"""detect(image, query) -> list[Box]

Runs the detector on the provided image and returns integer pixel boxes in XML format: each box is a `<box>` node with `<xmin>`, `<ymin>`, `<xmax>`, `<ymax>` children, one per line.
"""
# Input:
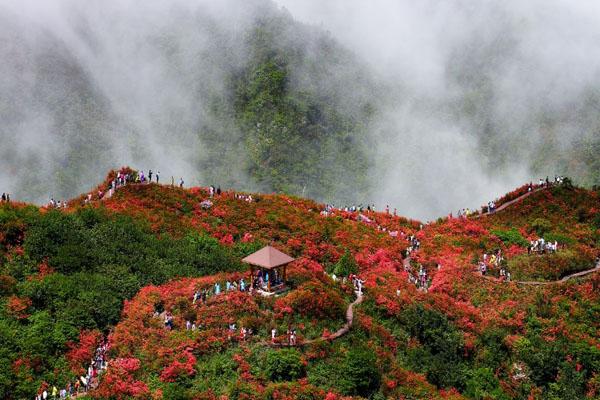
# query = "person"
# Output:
<box><xmin>52</xmin><ymin>385</ymin><xmax>58</xmax><ymax>399</ymax></box>
<box><xmin>186</xmin><ymin>320</ymin><xmax>192</xmax><ymax>330</ymax></box>
<box><xmin>214</xmin><ymin>282</ymin><xmax>221</xmax><ymax>295</ymax></box>
<box><xmin>216</xmin><ymin>186</ymin><xmax>221</xmax><ymax>195</ymax></box>
<box><xmin>271</xmin><ymin>328</ymin><xmax>277</xmax><ymax>343</ymax></box>
<box><xmin>179</xmin><ymin>178</ymin><xmax>184</xmax><ymax>188</ymax></box>
<box><xmin>1</xmin><ymin>193</ymin><xmax>5</xmax><ymax>202</ymax></box>
<box><xmin>171</xmin><ymin>176</ymin><xmax>175</xmax><ymax>187</ymax></box>
<box><xmin>156</xmin><ymin>171</ymin><xmax>160</xmax><ymax>183</ymax></box>
<box><xmin>42</xmin><ymin>389</ymin><xmax>48</xmax><ymax>400</ymax></box>
<box><xmin>148</xmin><ymin>170</ymin><xmax>153</xmax><ymax>182</ymax></box>
<box><xmin>240</xmin><ymin>278</ymin><xmax>245</xmax><ymax>292</ymax></box>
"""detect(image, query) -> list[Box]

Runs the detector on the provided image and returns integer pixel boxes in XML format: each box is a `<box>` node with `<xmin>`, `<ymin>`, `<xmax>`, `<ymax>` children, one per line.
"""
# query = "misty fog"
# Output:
<box><xmin>1</xmin><ymin>0</ymin><xmax>600</xmax><ymax>220</ymax></box>
<box><xmin>276</xmin><ymin>0</ymin><xmax>600</xmax><ymax>219</ymax></box>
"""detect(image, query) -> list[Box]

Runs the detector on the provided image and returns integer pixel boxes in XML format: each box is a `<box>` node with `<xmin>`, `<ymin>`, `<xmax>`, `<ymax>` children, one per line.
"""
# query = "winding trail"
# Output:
<box><xmin>404</xmin><ymin>255</ymin><xmax>600</xmax><ymax>287</ymax></box>
<box><xmin>474</xmin><ymin>187</ymin><xmax>545</xmax><ymax>218</ymax></box>
<box><xmin>514</xmin><ymin>260</ymin><xmax>600</xmax><ymax>286</ymax></box>
<box><xmin>268</xmin><ymin>291</ymin><xmax>364</xmax><ymax>348</ymax></box>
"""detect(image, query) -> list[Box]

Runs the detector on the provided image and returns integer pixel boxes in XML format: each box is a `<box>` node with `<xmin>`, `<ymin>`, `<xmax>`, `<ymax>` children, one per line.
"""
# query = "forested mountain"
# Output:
<box><xmin>0</xmin><ymin>0</ymin><xmax>374</xmax><ymax>207</ymax></box>
<box><xmin>1</xmin><ymin>0</ymin><xmax>599</xmax><ymax>219</ymax></box>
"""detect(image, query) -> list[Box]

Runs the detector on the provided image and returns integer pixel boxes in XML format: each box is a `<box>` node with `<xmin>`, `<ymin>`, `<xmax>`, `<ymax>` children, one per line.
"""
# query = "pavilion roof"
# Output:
<box><xmin>242</xmin><ymin>245</ymin><xmax>295</xmax><ymax>269</ymax></box>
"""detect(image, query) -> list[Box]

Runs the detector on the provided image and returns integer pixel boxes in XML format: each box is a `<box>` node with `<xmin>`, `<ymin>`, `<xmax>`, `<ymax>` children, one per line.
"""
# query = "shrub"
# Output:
<box><xmin>491</xmin><ymin>228</ymin><xmax>529</xmax><ymax>247</ymax></box>
<box><xmin>400</xmin><ymin>304</ymin><xmax>467</xmax><ymax>390</ymax></box>
<box><xmin>543</xmin><ymin>232</ymin><xmax>574</xmax><ymax>246</ymax></box>
<box><xmin>593</xmin><ymin>213</ymin><xmax>600</xmax><ymax>230</ymax></box>
<box><xmin>265</xmin><ymin>348</ymin><xmax>304</xmax><ymax>382</ymax></box>
<box><xmin>333</xmin><ymin>250</ymin><xmax>358</xmax><ymax>276</ymax></box>
<box><xmin>464</xmin><ymin>368</ymin><xmax>509</xmax><ymax>400</ymax></box>
<box><xmin>530</xmin><ymin>218</ymin><xmax>552</xmax><ymax>237</ymax></box>
<box><xmin>338</xmin><ymin>346</ymin><xmax>381</xmax><ymax>397</ymax></box>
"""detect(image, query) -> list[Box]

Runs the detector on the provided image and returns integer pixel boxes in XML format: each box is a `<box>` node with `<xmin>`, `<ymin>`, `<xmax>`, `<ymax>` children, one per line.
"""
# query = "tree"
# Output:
<box><xmin>333</xmin><ymin>250</ymin><xmax>358</xmax><ymax>277</ymax></box>
<box><xmin>265</xmin><ymin>348</ymin><xmax>304</xmax><ymax>382</ymax></box>
<box><xmin>338</xmin><ymin>346</ymin><xmax>381</xmax><ymax>397</ymax></box>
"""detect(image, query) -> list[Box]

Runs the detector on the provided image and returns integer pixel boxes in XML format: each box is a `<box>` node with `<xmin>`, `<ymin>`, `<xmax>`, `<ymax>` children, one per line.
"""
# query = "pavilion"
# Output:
<box><xmin>242</xmin><ymin>246</ymin><xmax>294</xmax><ymax>294</ymax></box>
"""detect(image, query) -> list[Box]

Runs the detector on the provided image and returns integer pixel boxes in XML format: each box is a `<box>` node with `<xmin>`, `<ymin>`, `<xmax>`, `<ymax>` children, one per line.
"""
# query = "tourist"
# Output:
<box><xmin>291</xmin><ymin>329</ymin><xmax>297</xmax><ymax>345</ymax></box>
<box><xmin>179</xmin><ymin>178</ymin><xmax>184</xmax><ymax>188</ymax></box>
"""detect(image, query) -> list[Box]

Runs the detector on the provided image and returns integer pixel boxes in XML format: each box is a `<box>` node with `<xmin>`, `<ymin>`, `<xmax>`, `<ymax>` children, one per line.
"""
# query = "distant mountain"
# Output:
<box><xmin>0</xmin><ymin>0</ymin><xmax>599</xmax><ymax>217</ymax></box>
<box><xmin>0</xmin><ymin>1</ymin><xmax>374</xmax><ymax>206</ymax></box>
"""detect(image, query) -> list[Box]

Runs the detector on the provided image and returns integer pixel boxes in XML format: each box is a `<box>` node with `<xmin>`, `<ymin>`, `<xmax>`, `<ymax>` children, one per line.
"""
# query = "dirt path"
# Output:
<box><xmin>514</xmin><ymin>261</ymin><xmax>600</xmax><ymax>286</ymax></box>
<box><xmin>474</xmin><ymin>187</ymin><xmax>545</xmax><ymax>218</ymax></box>
<box><xmin>268</xmin><ymin>291</ymin><xmax>364</xmax><ymax>347</ymax></box>
<box><xmin>405</xmin><ymin>254</ymin><xmax>599</xmax><ymax>287</ymax></box>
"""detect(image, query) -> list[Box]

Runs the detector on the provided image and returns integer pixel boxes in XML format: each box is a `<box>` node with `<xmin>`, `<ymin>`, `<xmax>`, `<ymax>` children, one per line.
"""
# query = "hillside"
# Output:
<box><xmin>0</xmin><ymin>170</ymin><xmax>599</xmax><ymax>399</ymax></box>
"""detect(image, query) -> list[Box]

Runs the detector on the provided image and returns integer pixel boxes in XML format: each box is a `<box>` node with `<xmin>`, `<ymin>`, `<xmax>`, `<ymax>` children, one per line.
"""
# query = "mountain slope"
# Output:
<box><xmin>0</xmin><ymin>170</ymin><xmax>598</xmax><ymax>399</ymax></box>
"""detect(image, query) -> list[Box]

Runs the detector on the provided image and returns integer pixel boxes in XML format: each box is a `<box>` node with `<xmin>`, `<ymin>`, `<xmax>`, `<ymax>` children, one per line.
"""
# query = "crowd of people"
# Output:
<box><xmin>35</xmin><ymin>340</ymin><xmax>108</xmax><ymax>399</ymax></box>
<box><xmin>477</xmin><ymin>250</ymin><xmax>511</xmax><ymax>281</ymax></box>
<box><xmin>403</xmin><ymin>259</ymin><xmax>430</xmax><ymax>292</ymax></box>
<box><xmin>234</xmin><ymin>193</ymin><xmax>254</xmax><ymax>202</ymax></box>
<box><xmin>321</xmin><ymin>203</ymin><xmax>379</xmax><ymax>217</ymax></box>
<box><xmin>528</xmin><ymin>239</ymin><xmax>559</xmax><ymax>254</ymax></box>
<box><xmin>48</xmin><ymin>198</ymin><xmax>68</xmax><ymax>209</ymax></box>
<box><xmin>406</xmin><ymin>235</ymin><xmax>421</xmax><ymax>255</ymax></box>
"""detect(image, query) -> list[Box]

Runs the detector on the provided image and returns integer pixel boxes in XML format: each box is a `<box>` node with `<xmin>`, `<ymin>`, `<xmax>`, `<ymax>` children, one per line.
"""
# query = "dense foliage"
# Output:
<box><xmin>0</xmin><ymin>174</ymin><xmax>598</xmax><ymax>399</ymax></box>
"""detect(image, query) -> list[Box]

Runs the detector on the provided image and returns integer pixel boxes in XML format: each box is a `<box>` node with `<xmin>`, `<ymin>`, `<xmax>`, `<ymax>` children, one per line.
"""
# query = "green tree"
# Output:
<box><xmin>338</xmin><ymin>346</ymin><xmax>381</xmax><ymax>397</ymax></box>
<box><xmin>333</xmin><ymin>250</ymin><xmax>358</xmax><ymax>277</ymax></box>
<box><xmin>264</xmin><ymin>348</ymin><xmax>305</xmax><ymax>382</ymax></box>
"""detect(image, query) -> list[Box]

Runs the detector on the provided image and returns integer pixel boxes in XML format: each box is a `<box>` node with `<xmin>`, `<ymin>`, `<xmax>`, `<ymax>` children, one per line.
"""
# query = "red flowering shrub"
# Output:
<box><xmin>275</xmin><ymin>281</ymin><xmax>345</xmax><ymax>320</ymax></box>
<box><xmin>6</xmin><ymin>295</ymin><xmax>32</xmax><ymax>319</ymax></box>
<box><xmin>93</xmin><ymin>358</ymin><xmax>149</xmax><ymax>399</ymax></box>
<box><xmin>66</xmin><ymin>330</ymin><xmax>102</xmax><ymax>374</ymax></box>
<box><xmin>159</xmin><ymin>350</ymin><xmax>196</xmax><ymax>382</ymax></box>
